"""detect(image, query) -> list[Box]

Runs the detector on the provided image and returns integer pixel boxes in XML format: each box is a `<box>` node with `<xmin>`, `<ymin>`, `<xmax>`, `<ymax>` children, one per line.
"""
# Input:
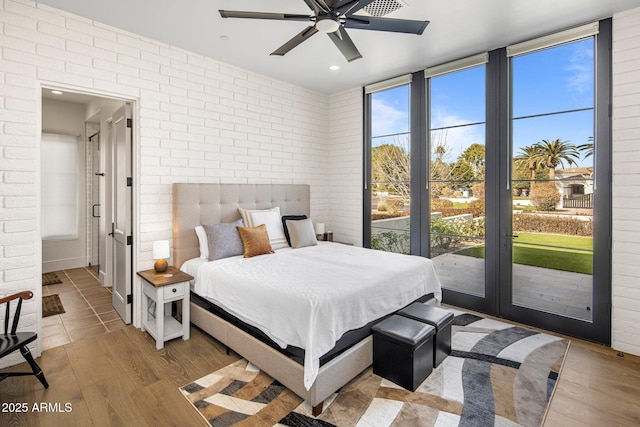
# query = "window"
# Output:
<box><xmin>363</xmin><ymin>19</ymin><xmax>611</xmax><ymax>344</ymax></box>
<box><xmin>41</xmin><ymin>133</ymin><xmax>79</xmax><ymax>239</ymax></box>
<box><xmin>428</xmin><ymin>64</ymin><xmax>486</xmax><ymax>296</ymax></box>
<box><xmin>365</xmin><ymin>77</ymin><xmax>412</xmax><ymax>254</ymax></box>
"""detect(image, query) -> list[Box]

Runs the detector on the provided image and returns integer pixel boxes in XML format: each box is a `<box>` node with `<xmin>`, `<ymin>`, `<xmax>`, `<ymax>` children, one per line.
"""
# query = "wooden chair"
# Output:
<box><xmin>0</xmin><ymin>291</ymin><xmax>49</xmax><ymax>388</ymax></box>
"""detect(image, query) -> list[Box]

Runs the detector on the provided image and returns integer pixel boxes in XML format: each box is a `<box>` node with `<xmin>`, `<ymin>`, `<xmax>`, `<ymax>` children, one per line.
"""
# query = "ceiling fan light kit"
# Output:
<box><xmin>219</xmin><ymin>0</ymin><xmax>429</xmax><ymax>62</ymax></box>
<box><xmin>316</xmin><ymin>16</ymin><xmax>341</xmax><ymax>33</ymax></box>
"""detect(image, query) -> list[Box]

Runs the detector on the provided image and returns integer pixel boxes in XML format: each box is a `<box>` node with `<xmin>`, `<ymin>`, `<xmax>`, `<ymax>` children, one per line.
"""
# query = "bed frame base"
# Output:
<box><xmin>190</xmin><ymin>301</ymin><xmax>373</xmax><ymax>412</ymax></box>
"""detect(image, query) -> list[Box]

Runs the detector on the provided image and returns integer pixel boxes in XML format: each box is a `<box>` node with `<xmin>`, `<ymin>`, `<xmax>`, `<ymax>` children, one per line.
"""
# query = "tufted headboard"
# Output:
<box><xmin>172</xmin><ymin>183</ymin><xmax>311</xmax><ymax>268</ymax></box>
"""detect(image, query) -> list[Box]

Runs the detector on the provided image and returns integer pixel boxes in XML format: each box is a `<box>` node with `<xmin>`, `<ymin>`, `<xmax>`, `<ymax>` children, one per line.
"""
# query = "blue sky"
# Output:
<box><xmin>371</xmin><ymin>38</ymin><xmax>595</xmax><ymax>168</ymax></box>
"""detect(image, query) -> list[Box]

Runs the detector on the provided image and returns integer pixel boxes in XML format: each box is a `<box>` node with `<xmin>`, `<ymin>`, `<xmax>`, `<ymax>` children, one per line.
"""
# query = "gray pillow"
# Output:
<box><xmin>286</xmin><ymin>218</ymin><xmax>318</xmax><ymax>249</ymax></box>
<box><xmin>203</xmin><ymin>219</ymin><xmax>244</xmax><ymax>261</ymax></box>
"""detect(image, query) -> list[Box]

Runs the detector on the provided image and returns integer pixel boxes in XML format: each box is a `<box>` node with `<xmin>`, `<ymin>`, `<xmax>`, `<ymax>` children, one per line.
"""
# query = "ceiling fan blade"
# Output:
<box><xmin>219</xmin><ymin>10</ymin><xmax>311</xmax><ymax>22</ymax></box>
<box><xmin>344</xmin><ymin>16</ymin><xmax>429</xmax><ymax>35</ymax></box>
<box><xmin>317</xmin><ymin>0</ymin><xmax>335</xmax><ymax>13</ymax></box>
<box><xmin>327</xmin><ymin>26</ymin><xmax>362</xmax><ymax>62</ymax></box>
<box><xmin>333</xmin><ymin>0</ymin><xmax>376</xmax><ymax>16</ymax></box>
<box><xmin>303</xmin><ymin>0</ymin><xmax>327</xmax><ymax>14</ymax></box>
<box><xmin>271</xmin><ymin>26</ymin><xmax>319</xmax><ymax>56</ymax></box>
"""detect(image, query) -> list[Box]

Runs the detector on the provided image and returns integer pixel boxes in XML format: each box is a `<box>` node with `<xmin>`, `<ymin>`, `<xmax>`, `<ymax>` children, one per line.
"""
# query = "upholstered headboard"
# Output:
<box><xmin>172</xmin><ymin>183</ymin><xmax>311</xmax><ymax>268</ymax></box>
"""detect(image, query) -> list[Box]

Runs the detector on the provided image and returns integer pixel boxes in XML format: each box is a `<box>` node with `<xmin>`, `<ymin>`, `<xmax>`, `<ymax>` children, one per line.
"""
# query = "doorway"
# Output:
<box><xmin>40</xmin><ymin>88</ymin><xmax>134</xmax><ymax>350</ymax></box>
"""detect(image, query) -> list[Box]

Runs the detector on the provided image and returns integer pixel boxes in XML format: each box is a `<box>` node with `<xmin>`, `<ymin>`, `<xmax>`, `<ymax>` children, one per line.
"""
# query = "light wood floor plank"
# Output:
<box><xmin>3</xmin><ymin>321</ymin><xmax>640</xmax><ymax>426</ymax></box>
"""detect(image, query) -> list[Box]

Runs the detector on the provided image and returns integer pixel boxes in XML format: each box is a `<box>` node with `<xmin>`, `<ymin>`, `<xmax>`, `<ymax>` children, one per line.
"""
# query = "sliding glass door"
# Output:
<box><xmin>428</xmin><ymin>64</ymin><xmax>490</xmax><ymax>311</ymax></box>
<box><xmin>364</xmin><ymin>20</ymin><xmax>611</xmax><ymax>344</ymax></box>
<box><xmin>502</xmin><ymin>24</ymin><xmax>611</xmax><ymax>342</ymax></box>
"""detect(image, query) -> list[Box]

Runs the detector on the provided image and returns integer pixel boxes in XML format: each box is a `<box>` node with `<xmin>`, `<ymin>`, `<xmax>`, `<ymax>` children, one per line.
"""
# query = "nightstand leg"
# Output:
<box><xmin>141</xmin><ymin>291</ymin><xmax>147</xmax><ymax>332</ymax></box>
<box><xmin>156</xmin><ymin>288</ymin><xmax>164</xmax><ymax>350</ymax></box>
<box><xmin>182</xmin><ymin>293</ymin><xmax>190</xmax><ymax>340</ymax></box>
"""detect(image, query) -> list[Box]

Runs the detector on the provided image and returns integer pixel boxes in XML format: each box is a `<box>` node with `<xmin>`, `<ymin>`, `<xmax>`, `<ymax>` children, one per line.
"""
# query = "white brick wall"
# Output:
<box><xmin>328</xmin><ymin>88</ymin><xmax>364</xmax><ymax>246</ymax></box>
<box><xmin>0</xmin><ymin>0</ymin><xmax>331</xmax><ymax>366</ymax></box>
<box><xmin>612</xmin><ymin>7</ymin><xmax>640</xmax><ymax>357</ymax></box>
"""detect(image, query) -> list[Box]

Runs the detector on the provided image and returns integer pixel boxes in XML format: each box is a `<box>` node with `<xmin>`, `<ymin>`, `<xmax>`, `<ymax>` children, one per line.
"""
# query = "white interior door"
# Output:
<box><xmin>111</xmin><ymin>104</ymin><xmax>132</xmax><ymax>324</ymax></box>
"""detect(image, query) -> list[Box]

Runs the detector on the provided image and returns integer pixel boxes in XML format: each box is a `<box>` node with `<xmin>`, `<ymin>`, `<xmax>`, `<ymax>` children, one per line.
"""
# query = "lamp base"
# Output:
<box><xmin>154</xmin><ymin>259</ymin><xmax>168</xmax><ymax>273</ymax></box>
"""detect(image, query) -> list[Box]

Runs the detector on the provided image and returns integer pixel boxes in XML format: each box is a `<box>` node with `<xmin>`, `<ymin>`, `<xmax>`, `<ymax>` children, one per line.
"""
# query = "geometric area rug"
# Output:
<box><xmin>179</xmin><ymin>309</ymin><xmax>570</xmax><ymax>427</ymax></box>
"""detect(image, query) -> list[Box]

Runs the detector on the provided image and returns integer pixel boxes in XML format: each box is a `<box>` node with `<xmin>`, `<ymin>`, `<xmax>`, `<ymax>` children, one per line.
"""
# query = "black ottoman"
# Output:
<box><xmin>371</xmin><ymin>314</ymin><xmax>435</xmax><ymax>391</ymax></box>
<box><xmin>397</xmin><ymin>302</ymin><xmax>454</xmax><ymax>368</ymax></box>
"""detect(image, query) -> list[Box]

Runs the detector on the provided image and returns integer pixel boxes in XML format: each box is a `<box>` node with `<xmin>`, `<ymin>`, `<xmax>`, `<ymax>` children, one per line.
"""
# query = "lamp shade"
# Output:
<box><xmin>152</xmin><ymin>240</ymin><xmax>170</xmax><ymax>260</ymax></box>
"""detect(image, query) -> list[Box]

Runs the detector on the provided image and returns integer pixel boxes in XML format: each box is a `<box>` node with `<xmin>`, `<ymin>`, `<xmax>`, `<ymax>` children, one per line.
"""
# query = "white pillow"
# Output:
<box><xmin>195</xmin><ymin>225</ymin><xmax>208</xmax><ymax>259</ymax></box>
<box><xmin>238</xmin><ymin>206</ymin><xmax>279</xmax><ymax>226</ymax></box>
<box><xmin>239</xmin><ymin>207</ymin><xmax>288</xmax><ymax>250</ymax></box>
<box><xmin>286</xmin><ymin>218</ymin><xmax>318</xmax><ymax>249</ymax></box>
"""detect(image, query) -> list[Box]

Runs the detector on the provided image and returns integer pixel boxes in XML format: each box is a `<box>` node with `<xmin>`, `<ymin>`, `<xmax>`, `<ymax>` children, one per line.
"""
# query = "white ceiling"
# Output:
<box><xmin>37</xmin><ymin>0</ymin><xmax>640</xmax><ymax>95</ymax></box>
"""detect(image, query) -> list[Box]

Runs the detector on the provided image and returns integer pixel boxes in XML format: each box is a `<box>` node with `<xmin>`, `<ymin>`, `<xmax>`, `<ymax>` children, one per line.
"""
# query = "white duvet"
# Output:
<box><xmin>190</xmin><ymin>242</ymin><xmax>442</xmax><ymax>389</ymax></box>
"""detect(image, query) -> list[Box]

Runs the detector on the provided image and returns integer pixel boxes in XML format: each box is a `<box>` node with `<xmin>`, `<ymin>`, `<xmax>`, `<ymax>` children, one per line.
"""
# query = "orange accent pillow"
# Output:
<box><xmin>237</xmin><ymin>224</ymin><xmax>275</xmax><ymax>258</ymax></box>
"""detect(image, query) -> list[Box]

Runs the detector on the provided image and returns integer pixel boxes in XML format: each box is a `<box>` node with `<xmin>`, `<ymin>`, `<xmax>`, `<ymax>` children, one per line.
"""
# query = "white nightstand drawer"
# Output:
<box><xmin>163</xmin><ymin>283</ymin><xmax>185</xmax><ymax>299</ymax></box>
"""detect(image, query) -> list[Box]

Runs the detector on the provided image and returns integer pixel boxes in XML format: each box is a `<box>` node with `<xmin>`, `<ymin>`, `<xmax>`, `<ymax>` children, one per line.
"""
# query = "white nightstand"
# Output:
<box><xmin>137</xmin><ymin>266</ymin><xmax>193</xmax><ymax>350</ymax></box>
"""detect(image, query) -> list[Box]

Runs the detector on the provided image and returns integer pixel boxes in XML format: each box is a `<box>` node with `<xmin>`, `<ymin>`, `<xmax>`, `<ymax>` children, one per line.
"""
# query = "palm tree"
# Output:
<box><xmin>533</xmin><ymin>139</ymin><xmax>580</xmax><ymax>179</ymax></box>
<box><xmin>515</xmin><ymin>145</ymin><xmax>544</xmax><ymax>180</ymax></box>
<box><xmin>578</xmin><ymin>136</ymin><xmax>594</xmax><ymax>159</ymax></box>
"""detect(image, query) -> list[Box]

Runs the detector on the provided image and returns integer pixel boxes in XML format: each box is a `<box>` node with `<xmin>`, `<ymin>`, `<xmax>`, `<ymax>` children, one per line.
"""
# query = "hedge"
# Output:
<box><xmin>512</xmin><ymin>213</ymin><xmax>592</xmax><ymax>236</ymax></box>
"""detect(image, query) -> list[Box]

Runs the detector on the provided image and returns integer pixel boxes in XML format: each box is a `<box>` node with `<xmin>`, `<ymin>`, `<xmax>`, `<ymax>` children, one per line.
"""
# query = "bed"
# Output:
<box><xmin>172</xmin><ymin>183</ymin><xmax>442</xmax><ymax>414</ymax></box>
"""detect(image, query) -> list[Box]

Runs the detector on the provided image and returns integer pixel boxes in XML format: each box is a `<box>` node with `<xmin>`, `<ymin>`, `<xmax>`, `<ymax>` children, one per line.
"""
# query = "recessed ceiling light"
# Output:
<box><xmin>51</xmin><ymin>90</ymin><xmax>63</xmax><ymax>95</ymax></box>
<box><xmin>329</xmin><ymin>65</ymin><xmax>340</xmax><ymax>71</ymax></box>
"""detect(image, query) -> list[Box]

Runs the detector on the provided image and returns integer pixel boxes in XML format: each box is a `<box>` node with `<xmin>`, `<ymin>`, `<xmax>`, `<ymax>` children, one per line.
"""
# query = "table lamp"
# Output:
<box><xmin>152</xmin><ymin>240</ymin><xmax>170</xmax><ymax>273</ymax></box>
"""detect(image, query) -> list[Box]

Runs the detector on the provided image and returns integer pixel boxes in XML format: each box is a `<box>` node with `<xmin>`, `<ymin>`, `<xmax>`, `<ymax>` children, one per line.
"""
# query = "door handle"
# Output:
<box><xmin>92</xmin><ymin>204</ymin><xmax>101</xmax><ymax>218</ymax></box>
<box><xmin>108</xmin><ymin>222</ymin><xmax>115</xmax><ymax>237</ymax></box>
<box><xmin>506</xmin><ymin>234</ymin><xmax>519</xmax><ymax>239</ymax></box>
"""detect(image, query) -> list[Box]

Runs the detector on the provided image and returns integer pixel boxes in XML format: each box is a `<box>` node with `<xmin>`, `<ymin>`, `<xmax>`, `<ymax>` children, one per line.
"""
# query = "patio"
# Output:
<box><xmin>433</xmin><ymin>253</ymin><xmax>593</xmax><ymax>321</ymax></box>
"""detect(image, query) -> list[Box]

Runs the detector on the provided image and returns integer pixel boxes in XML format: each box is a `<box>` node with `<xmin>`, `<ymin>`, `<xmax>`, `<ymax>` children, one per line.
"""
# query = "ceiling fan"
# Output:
<box><xmin>219</xmin><ymin>0</ymin><xmax>429</xmax><ymax>62</ymax></box>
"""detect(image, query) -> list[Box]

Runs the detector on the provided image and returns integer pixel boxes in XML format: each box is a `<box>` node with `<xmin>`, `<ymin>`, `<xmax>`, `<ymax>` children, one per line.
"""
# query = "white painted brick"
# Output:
<box><xmin>4</xmin><ymin>47</ymin><xmax>64</xmax><ymax>73</ymax></box>
<box><xmin>66</xmin><ymin>61</ymin><xmax>115</xmax><ymax>82</ymax></box>
<box><xmin>4</xmin><ymin>171</ymin><xmax>34</xmax><ymax>183</ymax></box>
<box><xmin>4</xmin><ymin>243</ymin><xmax>34</xmax><ymax>257</ymax></box>
<box><xmin>92</xmin><ymin>77</ymin><xmax>140</xmax><ymax>98</ymax></box>
<box><xmin>0</xmin><ymin>32</ymin><xmax>36</xmax><ymax>53</ymax></box>
<box><xmin>117</xmin><ymin>32</ymin><xmax>159</xmax><ymax>54</ymax></box>
<box><xmin>4</xmin><ymin>97</ymin><xmax>36</xmax><ymax>112</ymax></box>
<box><xmin>4</xmin><ymin>195</ymin><xmax>36</xmax><ymax>208</ymax></box>
<box><xmin>2</xmin><ymin>9</ymin><xmax>37</xmax><ymax>31</ymax></box>
<box><xmin>94</xmin><ymin>57</ymin><xmax>139</xmax><ymax>77</ymax></box>
<box><xmin>159</xmin><ymin>45</ymin><xmax>187</xmax><ymax>63</ymax></box>
<box><xmin>612</xmin><ymin>6</ymin><xmax>640</xmax><ymax>358</ymax></box>
<box><xmin>37</xmin><ymin>66</ymin><xmax>93</xmax><ymax>88</ymax></box>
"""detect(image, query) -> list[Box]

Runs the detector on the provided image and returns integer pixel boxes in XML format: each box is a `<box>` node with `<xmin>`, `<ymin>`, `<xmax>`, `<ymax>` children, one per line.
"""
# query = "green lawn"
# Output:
<box><xmin>454</xmin><ymin>232</ymin><xmax>593</xmax><ymax>274</ymax></box>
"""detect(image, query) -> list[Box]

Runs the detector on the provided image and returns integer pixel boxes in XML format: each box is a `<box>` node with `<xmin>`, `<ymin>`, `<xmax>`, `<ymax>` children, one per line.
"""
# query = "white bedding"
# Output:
<box><xmin>188</xmin><ymin>242</ymin><xmax>442</xmax><ymax>389</ymax></box>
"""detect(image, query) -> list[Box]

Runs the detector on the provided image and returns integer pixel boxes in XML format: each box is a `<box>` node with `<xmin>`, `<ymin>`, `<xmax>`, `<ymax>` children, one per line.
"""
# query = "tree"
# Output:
<box><xmin>371</xmin><ymin>140</ymin><xmax>410</xmax><ymax>203</ymax></box>
<box><xmin>515</xmin><ymin>145</ymin><xmax>544</xmax><ymax>180</ymax></box>
<box><xmin>429</xmin><ymin>132</ymin><xmax>454</xmax><ymax>197</ymax></box>
<box><xmin>529</xmin><ymin>181</ymin><xmax>561</xmax><ymax>211</ymax></box>
<box><xmin>578</xmin><ymin>136</ymin><xmax>594</xmax><ymax>159</ymax></box>
<box><xmin>451</xmin><ymin>143</ymin><xmax>485</xmax><ymax>187</ymax></box>
<box><xmin>533</xmin><ymin>139</ymin><xmax>580</xmax><ymax>179</ymax></box>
